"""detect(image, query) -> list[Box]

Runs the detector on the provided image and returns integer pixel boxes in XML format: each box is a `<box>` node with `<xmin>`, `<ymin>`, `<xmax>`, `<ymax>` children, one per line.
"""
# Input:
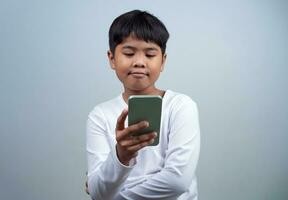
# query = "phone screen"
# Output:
<box><xmin>128</xmin><ymin>95</ymin><xmax>162</xmax><ymax>146</ymax></box>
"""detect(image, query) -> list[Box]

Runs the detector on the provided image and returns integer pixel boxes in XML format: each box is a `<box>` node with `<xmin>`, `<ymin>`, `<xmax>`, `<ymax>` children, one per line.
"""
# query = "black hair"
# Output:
<box><xmin>109</xmin><ymin>10</ymin><xmax>169</xmax><ymax>55</ymax></box>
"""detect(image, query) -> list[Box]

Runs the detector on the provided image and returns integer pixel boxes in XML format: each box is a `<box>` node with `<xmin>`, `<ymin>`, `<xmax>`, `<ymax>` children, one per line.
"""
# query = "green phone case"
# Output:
<box><xmin>128</xmin><ymin>95</ymin><xmax>162</xmax><ymax>146</ymax></box>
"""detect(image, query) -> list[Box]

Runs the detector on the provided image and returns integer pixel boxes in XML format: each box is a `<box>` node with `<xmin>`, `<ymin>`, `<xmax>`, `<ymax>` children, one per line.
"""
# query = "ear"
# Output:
<box><xmin>107</xmin><ymin>50</ymin><xmax>116</xmax><ymax>69</ymax></box>
<box><xmin>160</xmin><ymin>53</ymin><xmax>167</xmax><ymax>72</ymax></box>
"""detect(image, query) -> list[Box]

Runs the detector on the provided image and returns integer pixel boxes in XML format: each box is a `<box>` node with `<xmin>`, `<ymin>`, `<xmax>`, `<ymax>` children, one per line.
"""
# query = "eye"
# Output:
<box><xmin>146</xmin><ymin>54</ymin><xmax>156</xmax><ymax>58</ymax></box>
<box><xmin>123</xmin><ymin>53</ymin><xmax>134</xmax><ymax>57</ymax></box>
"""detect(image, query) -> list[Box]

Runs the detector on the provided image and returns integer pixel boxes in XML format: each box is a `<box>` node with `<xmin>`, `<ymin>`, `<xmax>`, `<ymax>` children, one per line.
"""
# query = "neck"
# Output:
<box><xmin>122</xmin><ymin>87</ymin><xmax>165</xmax><ymax>103</ymax></box>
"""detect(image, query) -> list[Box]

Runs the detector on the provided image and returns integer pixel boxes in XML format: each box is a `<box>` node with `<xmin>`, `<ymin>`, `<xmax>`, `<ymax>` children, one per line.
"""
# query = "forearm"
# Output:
<box><xmin>86</xmin><ymin>110</ymin><xmax>131</xmax><ymax>200</ymax></box>
<box><xmin>88</xmin><ymin>149</ymin><xmax>134</xmax><ymax>200</ymax></box>
<box><xmin>119</xmin><ymin>170</ymin><xmax>190</xmax><ymax>199</ymax></box>
<box><xmin>120</xmin><ymin>138</ymin><xmax>200</xmax><ymax>199</ymax></box>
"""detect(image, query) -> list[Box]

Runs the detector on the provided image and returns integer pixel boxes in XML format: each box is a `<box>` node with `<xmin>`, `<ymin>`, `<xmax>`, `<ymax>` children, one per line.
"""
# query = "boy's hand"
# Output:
<box><xmin>115</xmin><ymin>108</ymin><xmax>156</xmax><ymax>166</ymax></box>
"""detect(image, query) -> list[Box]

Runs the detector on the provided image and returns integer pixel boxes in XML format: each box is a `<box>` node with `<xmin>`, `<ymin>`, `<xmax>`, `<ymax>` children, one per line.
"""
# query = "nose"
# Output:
<box><xmin>133</xmin><ymin>54</ymin><xmax>146</xmax><ymax>68</ymax></box>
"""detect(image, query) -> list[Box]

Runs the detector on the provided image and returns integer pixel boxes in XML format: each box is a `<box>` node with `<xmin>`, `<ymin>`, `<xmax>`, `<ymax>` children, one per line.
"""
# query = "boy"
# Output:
<box><xmin>86</xmin><ymin>10</ymin><xmax>200</xmax><ymax>200</ymax></box>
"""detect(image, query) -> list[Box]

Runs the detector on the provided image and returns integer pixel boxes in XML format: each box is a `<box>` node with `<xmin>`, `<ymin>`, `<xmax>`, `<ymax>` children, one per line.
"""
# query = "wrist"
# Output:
<box><xmin>116</xmin><ymin>144</ymin><xmax>130</xmax><ymax>166</ymax></box>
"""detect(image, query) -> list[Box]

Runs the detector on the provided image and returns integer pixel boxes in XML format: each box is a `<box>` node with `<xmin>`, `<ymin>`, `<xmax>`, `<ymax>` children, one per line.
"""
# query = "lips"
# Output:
<box><xmin>128</xmin><ymin>71</ymin><xmax>149</xmax><ymax>76</ymax></box>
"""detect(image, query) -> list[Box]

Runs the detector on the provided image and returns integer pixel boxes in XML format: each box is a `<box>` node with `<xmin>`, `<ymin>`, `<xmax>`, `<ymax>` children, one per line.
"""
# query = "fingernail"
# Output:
<box><xmin>144</xmin><ymin>121</ymin><xmax>149</xmax><ymax>127</ymax></box>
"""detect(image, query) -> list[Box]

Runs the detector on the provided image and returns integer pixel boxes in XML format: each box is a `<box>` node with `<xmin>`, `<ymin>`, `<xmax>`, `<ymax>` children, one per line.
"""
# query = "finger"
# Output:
<box><xmin>130</xmin><ymin>151</ymin><xmax>138</xmax><ymax>158</ymax></box>
<box><xmin>127</xmin><ymin>138</ymin><xmax>155</xmax><ymax>152</ymax></box>
<box><xmin>120</xmin><ymin>132</ymin><xmax>156</xmax><ymax>147</ymax></box>
<box><xmin>117</xmin><ymin>121</ymin><xmax>149</xmax><ymax>142</ymax></box>
<box><xmin>125</xmin><ymin>121</ymin><xmax>149</xmax><ymax>136</ymax></box>
<box><xmin>116</xmin><ymin>108</ymin><xmax>128</xmax><ymax>130</ymax></box>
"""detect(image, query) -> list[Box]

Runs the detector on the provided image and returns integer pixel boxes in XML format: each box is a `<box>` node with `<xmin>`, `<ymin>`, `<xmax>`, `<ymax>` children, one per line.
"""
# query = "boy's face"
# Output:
<box><xmin>108</xmin><ymin>35</ymin><xmax>166</xmax><ymax>94</ymax></box>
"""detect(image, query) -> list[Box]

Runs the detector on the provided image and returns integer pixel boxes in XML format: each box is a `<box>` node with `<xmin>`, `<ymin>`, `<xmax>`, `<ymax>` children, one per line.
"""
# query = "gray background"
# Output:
<box><xmin>1</xmin><ymin>0</ymin><xmax>287</xmax><ymax>199</ymax></box>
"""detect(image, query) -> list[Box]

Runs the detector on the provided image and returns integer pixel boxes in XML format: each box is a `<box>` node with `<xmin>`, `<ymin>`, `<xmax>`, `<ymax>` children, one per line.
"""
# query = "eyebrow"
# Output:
<box><xmin>122</xmin><ymin>45</ymin><xmax>159</xmax><ymax>51</ymax></box>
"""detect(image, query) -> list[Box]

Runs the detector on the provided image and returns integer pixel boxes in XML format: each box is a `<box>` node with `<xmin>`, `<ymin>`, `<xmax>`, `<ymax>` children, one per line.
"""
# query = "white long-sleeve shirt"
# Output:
<box><xmin>86</xmin><ymin>90</ymin><xmax>200</xmax><ymax>200</ymax></box>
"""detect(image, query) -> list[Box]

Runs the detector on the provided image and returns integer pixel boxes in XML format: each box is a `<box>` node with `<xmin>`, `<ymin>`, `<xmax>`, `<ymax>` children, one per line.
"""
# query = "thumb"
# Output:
<box><xmin>116</xmin><ymin>108</ymin><xmax>128</xmax><ymax>130</ymax></box>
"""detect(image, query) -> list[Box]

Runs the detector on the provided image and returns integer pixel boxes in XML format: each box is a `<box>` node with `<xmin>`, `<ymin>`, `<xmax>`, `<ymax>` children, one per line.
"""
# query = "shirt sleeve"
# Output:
<box><xmin>86</xmin><ymin>107</ymin><xmax>135</xmax><ymax>200</ymax></box>
<box><xmin>118</xmin><ymin>96</ymin><xmax>201</xmax><ymax>200</ymax></box>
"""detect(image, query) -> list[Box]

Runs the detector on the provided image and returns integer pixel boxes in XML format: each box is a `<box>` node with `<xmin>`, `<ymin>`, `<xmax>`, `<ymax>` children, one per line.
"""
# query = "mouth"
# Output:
<box><xmin>128</xmin><ymin>71</ymin><xmax>149</xmax><ymax>78</ymax></box>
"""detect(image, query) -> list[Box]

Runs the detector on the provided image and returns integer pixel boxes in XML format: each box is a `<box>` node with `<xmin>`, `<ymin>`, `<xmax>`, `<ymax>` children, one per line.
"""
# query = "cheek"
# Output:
<box><xmin>117</xmin><ymin>58</ymin><xmax>131</xmax><ymax>69</ymax></box>
<box><xmin>152</xmin><ymin>60</ymin><xmax>164</xmax><ymax>72</ymax></box>
<box><xmin>113</xmin><ymin>58</ymin><xmax>126</xmax><ymax>68</ymax></box>
<box><xmin>150</xmin><ymin>67</ymin><xmax>162</xmax><ymax>79</ymax></box>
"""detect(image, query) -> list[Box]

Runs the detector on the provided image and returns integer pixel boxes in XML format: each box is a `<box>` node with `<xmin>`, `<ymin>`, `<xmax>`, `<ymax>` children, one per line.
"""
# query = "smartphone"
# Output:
<box><xmin>128</xmin><ymin>95</ymin><xmax>162</xmax><ymax>146</ymax></box>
